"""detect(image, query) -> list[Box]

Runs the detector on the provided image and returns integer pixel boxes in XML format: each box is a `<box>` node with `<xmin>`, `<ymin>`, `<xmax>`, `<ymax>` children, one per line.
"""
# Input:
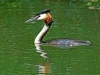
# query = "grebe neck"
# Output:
<box><xmin>34</xmin><ymin>21</ymin><xmax>53</xmax><ymax>44</ymax></box>
<box><xmin>34</xmin><ymin>24</ymin><xmax>49</xmax><ymax>44</ymax></box>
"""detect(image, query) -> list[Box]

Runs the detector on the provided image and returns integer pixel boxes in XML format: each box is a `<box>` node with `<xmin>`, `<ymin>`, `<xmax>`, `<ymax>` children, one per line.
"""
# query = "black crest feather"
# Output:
<box><xmin>37</xmin><ymin>9</ymin><xmax>50</xmax><ymax>15</ymax></box>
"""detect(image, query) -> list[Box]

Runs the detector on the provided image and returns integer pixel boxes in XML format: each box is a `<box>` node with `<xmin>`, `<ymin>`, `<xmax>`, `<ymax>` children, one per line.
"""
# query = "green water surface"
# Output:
<box><xmin>0</xmin><ymin>0</ymin><xmax>100</xmax><ymax>75</ymax></box>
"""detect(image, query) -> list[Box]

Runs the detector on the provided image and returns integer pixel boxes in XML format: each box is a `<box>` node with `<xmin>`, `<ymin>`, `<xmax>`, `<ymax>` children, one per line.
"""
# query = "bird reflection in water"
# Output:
<box><xmin>35</xmin><ymin>43</ymin><xmax>50</xmax><ymax>75</ymax></box>
<box><xmin>37</xmin><ymin>62</ymin><xmax>50</xmax><ymax>75</ymax></box>
<box><xmin>35</xmin><ymin>44</ymin><xmax>48</xmax><ymax>59</ymax></box>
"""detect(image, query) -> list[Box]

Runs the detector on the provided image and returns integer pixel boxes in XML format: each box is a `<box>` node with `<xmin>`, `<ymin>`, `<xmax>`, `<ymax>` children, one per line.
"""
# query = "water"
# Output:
<box><xmin>0</xmin><ymin>1</ymin><xmax>100</xmax><ymax>75</ymax></box>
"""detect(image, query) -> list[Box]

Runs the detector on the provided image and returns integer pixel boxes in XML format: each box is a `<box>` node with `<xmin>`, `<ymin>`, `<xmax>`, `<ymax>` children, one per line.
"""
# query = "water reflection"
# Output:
<box><xmin>35</xmin><ymin>44</ymin><xmax>48</xmax><ymax>59</ymax></box>
<box><xmin>37</xmin><ymin>61</ymin><xmax>50</xmax><ymax>75</ymax></box>
<box><xmin>35</xmin><ymin>44</ymin><xmax>50</xmax><ymax>75</ymax></box>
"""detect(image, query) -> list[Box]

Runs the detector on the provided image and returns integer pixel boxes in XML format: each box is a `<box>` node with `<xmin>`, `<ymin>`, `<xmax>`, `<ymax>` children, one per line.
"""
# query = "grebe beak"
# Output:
<box><xmin>25</xmin><ymin>15</ymin><xmax>40</xmax><ymax>23</ymax></box>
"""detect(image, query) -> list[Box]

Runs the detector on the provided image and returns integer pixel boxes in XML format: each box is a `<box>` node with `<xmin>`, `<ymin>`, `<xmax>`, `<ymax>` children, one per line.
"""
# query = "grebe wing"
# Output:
<box><xmin>46</xmin><ymin>38</ymin><xmax>91</xmax><ymax>46</ymax></box>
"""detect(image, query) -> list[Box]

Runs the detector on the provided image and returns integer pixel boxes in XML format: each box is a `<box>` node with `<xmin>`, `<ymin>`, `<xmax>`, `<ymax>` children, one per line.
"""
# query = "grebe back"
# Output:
<box><xmin>25</xmin><ymin>9</ymin><xmax>91</xmax><ymax>47</ymax></box>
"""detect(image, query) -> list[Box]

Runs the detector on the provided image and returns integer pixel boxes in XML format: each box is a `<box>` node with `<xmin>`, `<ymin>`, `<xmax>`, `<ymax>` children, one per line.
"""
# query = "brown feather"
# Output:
<box><xmin>44</xmin><ymin>13</ymin><xmax>52</xmax><ymax>24</ymax></box>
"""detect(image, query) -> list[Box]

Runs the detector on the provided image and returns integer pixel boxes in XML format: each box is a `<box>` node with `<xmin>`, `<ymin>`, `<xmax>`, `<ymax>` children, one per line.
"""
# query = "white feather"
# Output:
<box><xmin>34</xmin><ymin>24</ymin><xmax>49</xmax><ymax>43</ymax></box>
<box><xmin>37</xmin><ymin>14</ymin><xmax>46</xmax><ymax>20</ymax></box>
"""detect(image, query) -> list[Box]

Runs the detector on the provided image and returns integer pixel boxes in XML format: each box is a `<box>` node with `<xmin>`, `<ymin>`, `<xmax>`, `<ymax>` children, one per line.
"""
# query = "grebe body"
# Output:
<box><xmin>25</xmin><ymin>10</ymin><xmax>90</xmax><ymax>46</ymax></box>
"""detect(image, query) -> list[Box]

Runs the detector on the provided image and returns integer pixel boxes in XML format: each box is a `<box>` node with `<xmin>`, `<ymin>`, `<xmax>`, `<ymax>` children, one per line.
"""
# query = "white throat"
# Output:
<box><xmin>34</xmin><ymin>24</ymin><xmax>50</xmax><ymax>44</ymax></box>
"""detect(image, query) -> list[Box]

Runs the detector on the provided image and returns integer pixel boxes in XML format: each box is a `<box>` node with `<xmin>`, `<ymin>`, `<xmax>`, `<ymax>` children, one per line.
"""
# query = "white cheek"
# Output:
<box><xmin>37</xmin><ymin>14</ymin><xmax>46</xmax><ymax>20</ymax></box>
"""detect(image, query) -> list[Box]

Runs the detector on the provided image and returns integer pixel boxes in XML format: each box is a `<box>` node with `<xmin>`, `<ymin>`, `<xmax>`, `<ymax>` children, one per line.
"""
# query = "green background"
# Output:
<box><xmin>0</xmin><ymin>0</ymin><xmax>100</xmax><ymax>75</ymax></box>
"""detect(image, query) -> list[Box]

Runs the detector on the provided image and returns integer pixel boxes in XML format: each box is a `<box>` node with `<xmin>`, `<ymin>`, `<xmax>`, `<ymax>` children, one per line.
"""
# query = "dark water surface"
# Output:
<box><xmin>0</xmin><ymin>1</ymin><xmax>100</xmax><ymax>75</ymax></box>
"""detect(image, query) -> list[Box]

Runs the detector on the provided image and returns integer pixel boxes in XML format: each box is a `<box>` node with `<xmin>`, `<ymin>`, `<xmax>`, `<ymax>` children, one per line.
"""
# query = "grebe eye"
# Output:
<box><xmin>38</xmin><ymin>15</ymin><xmax>40</xmax><ymax>18</ymax></box>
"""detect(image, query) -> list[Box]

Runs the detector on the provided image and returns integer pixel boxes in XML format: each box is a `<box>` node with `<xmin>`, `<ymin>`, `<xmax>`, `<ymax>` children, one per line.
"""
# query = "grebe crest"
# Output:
<box><xmin>25</xmin><ymin>9</ymin><xmax>91</xmax><ymax>47</ymax></box>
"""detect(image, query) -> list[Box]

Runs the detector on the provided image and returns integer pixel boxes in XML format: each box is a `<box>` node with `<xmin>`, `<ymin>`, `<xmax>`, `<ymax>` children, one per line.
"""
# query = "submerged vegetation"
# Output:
<box><xmin>86</xmin><ymin>0</ymin><xmax>100</xmax><ymax>10</ymax></box>
<box><xmin>73</xmin><ymin>0</ymin><xmax>100</xmax><ymax>10</ymax></box>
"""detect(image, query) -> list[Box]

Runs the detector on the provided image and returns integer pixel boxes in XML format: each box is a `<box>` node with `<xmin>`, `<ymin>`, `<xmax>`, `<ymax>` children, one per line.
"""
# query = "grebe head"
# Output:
<box><xmin>25</xmin><ymin>9</ymin><xmax>53</xmax><ymax>24</ymax></box>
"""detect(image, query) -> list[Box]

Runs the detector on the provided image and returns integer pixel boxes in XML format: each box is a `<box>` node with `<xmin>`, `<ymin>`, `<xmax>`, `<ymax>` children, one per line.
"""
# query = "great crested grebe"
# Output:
<box><xmin>25</xmin><ymin>9</ymin><xmax>91</xmax><ymax>47</ymax></box>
